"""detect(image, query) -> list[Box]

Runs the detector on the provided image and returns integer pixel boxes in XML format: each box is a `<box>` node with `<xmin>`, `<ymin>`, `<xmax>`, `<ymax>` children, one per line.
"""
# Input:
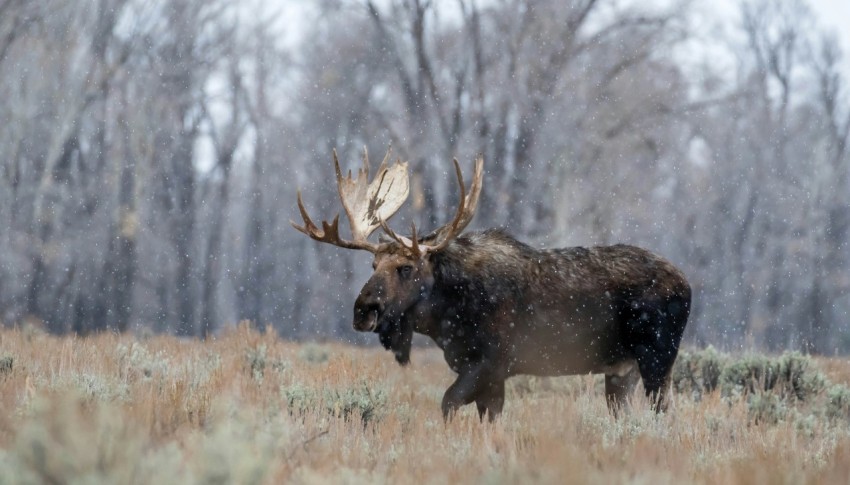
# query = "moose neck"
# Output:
<box><xmin>414</xmin><ymin>230</ymin><xmax>532</xmax><ymax>340</ymax></box>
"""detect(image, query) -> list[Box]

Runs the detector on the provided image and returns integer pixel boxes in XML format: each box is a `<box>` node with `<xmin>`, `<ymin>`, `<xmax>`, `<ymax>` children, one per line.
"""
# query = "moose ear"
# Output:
<box><xmin>378</xmin><ymin>319</ymin><xmax>414</xmax><ymax>366</ymax></box>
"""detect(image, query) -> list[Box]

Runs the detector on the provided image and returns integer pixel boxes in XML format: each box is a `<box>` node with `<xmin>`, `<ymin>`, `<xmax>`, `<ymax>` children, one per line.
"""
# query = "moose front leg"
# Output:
<box><xmin>441</xmin><ymin>363</ymin><xmax>503</xmax><ymax>421</ymax></box>
<box><xmin>475</xmin><ymin>379</ymin><xmax>505</xmax><ymax>422</ymax></box>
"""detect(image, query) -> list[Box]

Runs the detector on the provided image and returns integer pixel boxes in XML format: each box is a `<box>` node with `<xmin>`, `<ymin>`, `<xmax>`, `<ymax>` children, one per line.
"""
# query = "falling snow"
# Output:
<box><xmin>0</xmin><ymin>0</ymin><xmax>847</xmax><ymax>354</ymax></box>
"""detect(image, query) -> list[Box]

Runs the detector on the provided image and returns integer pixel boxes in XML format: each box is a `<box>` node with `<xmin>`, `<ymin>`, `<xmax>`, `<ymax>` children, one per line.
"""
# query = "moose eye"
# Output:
<box><xmin>397</xmin><ymin>265</ymin><xmax>413</xmax><ymax>279</ymax></box>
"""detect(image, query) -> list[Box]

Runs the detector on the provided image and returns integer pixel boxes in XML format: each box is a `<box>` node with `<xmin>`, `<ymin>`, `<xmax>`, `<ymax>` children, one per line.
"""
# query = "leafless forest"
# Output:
<box><xmin>0</xmin><ymin>0</ymin><xmax>847</xmax><ymax>353</ymax></box>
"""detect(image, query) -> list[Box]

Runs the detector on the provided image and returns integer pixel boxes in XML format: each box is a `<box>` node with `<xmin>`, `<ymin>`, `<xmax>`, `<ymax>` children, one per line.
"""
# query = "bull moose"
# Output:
<box><xmin>292</xmin><ymin>149</ymin><xmax>691</xmax><ymax>421</ymax></box>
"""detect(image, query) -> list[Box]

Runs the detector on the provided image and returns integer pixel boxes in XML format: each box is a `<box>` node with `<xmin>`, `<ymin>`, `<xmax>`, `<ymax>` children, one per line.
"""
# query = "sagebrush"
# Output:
<box><xmin>1</xmin><ymin>325</ymin><xmax>849</xmax><ymax>484</ymax></box>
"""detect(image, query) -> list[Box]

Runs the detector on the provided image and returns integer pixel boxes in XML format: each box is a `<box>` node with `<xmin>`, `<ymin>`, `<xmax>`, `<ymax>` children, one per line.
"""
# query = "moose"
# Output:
<box><xmin>292</xmin><ymin>149</ymin><xmax>691</xmax><ymax>421</ymax></box>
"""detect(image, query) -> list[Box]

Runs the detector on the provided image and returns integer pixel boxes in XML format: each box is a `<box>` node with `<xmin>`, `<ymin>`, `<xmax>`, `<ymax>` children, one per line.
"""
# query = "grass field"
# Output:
<box><xmin>1</xmin><ymin>323</ymin><xmax>849</xmax><ymax>484</ymax></box>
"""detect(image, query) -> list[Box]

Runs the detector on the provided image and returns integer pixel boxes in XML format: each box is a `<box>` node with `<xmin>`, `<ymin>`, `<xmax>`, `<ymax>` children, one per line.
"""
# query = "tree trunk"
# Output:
<box><xmin>172</xmin><ymin>134</ymin><xmax>197</xmax><ymax>337</ymax></box>
<box><xmin>237</xmin><ymin>158</ymin><xmax>264</xmax><ymax>326</ymax></box>
<box><xmin>199</xmin><ymin>160</ymin><xmax>232</xmax><ymax>339</ymax></box>
<box><xmin>108</xmin><ymin>110</ymin><xmax>137</xmax><ymax>333</ymax></box>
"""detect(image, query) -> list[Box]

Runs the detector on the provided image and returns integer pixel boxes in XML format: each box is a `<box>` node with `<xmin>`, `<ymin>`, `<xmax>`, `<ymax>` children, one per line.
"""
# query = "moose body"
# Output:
<box><xmin>293</xmin><ymin>149</ymin><xmax>691</xmax><ymax>420</ymax></box>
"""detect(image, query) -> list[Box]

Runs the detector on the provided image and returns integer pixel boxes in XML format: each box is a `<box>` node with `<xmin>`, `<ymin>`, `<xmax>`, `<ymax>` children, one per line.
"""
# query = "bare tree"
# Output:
<box><xmin>0</xmin><ymin>0</ymin><xmax>848</xmax><ymax>352</ymax></box>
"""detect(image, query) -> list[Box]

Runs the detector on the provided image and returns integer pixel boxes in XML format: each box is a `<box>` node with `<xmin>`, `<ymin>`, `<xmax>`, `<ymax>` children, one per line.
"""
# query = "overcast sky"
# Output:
<box><xmin>810</xmin><ymin>0</ymin><xmax>850</xmax><ymax>53</ymax></box>
<box><xmin>263</xmin><ymin>0</ymin><xmax>850</xmax><ymax>104</ymax></box>
<box><xmin>274</xmin><ymin>0</ymin><xmax>850</xmax><ymax>64</ymax></box>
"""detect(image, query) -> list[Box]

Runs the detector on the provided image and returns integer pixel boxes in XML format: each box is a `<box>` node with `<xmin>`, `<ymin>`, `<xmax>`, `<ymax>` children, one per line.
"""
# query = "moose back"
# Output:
<box><xmin>292</xmin><ymin>149</ymin><xmax>691</xmax><ymax>420</ymax></box>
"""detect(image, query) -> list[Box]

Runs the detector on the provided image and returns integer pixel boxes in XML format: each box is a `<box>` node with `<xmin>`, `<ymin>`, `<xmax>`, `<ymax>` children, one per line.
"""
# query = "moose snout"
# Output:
<box><xmin>353</xmin><ymin>295</ymin><xmax>382</xmax><ymax>332</ymax></box>
<box><xmin>353</xmin><ymin>282</ymin><xmax>386</xmax><ymax>332</ymax></box>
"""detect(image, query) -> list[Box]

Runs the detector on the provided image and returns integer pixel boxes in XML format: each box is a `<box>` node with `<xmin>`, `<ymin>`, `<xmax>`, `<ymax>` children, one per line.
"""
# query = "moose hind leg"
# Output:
<box><xmin>630</xmin><ymin>295</ymin><xmax>690</xmax><ymax>412</ymax></box>
<box><xmin>634</xmin><ymin>345</ymin><xmax>677</xmax><ymax>411</ymax></box>
<box><xmin>605</xmin><ymin>363</ymin><xmax>639</xmax><ymax>416</ymax></box>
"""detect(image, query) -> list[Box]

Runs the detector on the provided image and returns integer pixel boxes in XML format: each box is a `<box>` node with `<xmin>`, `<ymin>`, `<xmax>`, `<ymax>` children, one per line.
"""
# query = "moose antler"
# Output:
<box><xmin>292</xmin><ymin>149</ymin><xmax>483</xmax><ymax>256</ymax></box>
<box><xmin>420</xmin><ymin>155</ymin><xmax>484</xmax><ymax>252</ymax></box>
<box><xmin>335</xmin><ymin>147</ymin><xmax>409</xmax><ymax>241</ymax></box>
<box><xmin>291</xmin><ymin>148</ymin><xmax>409</xmax><ymax>253</ymax></box>
<box><xmin>382</xmin><ymin>154</ymin><xmax>484</xmax><ymax>256</ymax></box>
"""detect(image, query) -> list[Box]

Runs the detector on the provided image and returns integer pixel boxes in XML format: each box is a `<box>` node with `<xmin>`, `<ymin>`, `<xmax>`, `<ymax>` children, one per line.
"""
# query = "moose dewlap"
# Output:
<box><xmin>292</xmin><ymin>148</ymin><xmax>691</xmax><ymax>421</ymax></box>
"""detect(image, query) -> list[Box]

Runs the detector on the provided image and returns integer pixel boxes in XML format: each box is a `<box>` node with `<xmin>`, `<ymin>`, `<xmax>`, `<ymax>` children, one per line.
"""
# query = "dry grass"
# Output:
<box><xmin>1</xmin><ymin>323</ymin><xmax>849</xmax><ymax>484</ymax></box>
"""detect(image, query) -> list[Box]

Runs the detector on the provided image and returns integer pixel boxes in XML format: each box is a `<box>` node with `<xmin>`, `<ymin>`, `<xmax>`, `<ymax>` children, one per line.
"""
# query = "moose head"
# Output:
<box><xmin>291</xmin><ymin>148</ymin><xmax>483</xmax><ymax>362</ymax></box>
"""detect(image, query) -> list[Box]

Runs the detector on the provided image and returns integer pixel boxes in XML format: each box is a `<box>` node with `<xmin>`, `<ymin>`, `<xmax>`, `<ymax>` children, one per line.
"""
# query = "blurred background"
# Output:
<box><xmin>0</xmin><ymin>0</ymin><xmax>847</xmax><ymax>353</ymax></box>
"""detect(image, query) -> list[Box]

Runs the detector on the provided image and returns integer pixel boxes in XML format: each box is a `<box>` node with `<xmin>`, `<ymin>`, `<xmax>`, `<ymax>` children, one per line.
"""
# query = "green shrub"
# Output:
<box><xmin>326</xmin><ymin>383</ymin><xmax>387</xmax><ymax>425</ymax></box>
<box><xmin>720</xmin><ymin>355</ymin><xmax>763</xmax><ymax>396</ymax></box>
<box><xmin>0</xmin><ymin>355</ymin><xmax>12</xmax><ymax>376</ymax></box>
<box><xmin>718</xmin><ymin>352</ymin><xmax>826</xmax><ymax>400</ymax></box>
<box><xmin>80</xmin><ymin>373</ymin><xmax>129</xmax><ymax>402</ymax></box>
<box><xmin>777</xmin><ymin>352</ymin><xmax>827</xmax><ymax>400</ymax></box>
<box><xmin>669</xmin><ymin>348</ymin><xmax>849</xmax><ymax>427</ymax></box>
<box><xmin>298</xmin><ymin>343</ymin><xmax>330</xmax><ymax>364</ymax></box>
<box><xmin>3</xmin><ymin>395</ymin><xmax>144</xmax><ymax>484</ymax></box>
<box><xmin>507</xmin><ymin>375</ymin><xmax>584</xmax><ymax>400</ymax></box>
<box><xmin>747</xmin><ymin>392</ymin><xmax>788</xmax><ymax>424</ymax></box>
<box><xmin>245</xmin><ymin>344</ymin><xmax>268</xmax><ymax>381</ymax></box>
<box><xmin>281</xmin><ymin>383</ymin><xmax>319</xmax><ymax>416</ymax></box>
<box><xmin>672</xmin><ymin>346</ymin><xmax>728</xmax><ymax>399</ymax></box>
<box><xmin>699</xmin><ymin>347</ymin><xmax>725</xmax><ymax>392</ymax></box>
<box><xmin>115</xmin><ymin>342</ymin><xmax>169</xmax><ymax>379</ymax></box>
<box><xmin>826</xmin><ymin>384</ymin><xmax>850</xmax><ymax>421</ymax></box>
<box><xmin>280</xmin><ymin>381</ymin><xmax>387</xmax><ymax>425</ymax></box>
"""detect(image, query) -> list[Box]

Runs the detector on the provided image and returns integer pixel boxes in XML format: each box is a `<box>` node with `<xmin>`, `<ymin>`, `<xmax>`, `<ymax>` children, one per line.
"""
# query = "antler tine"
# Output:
<box><xmin>426</xmin><ymin>158</ymin><xmax>467</xmax><ymax>252</ymax></box>
<box><xmin>361</xmin><ymin>146</ymin><xmax>370</xmax><ymax>178</ymax></box>
<box><xmin>462</xmin><ymin>155</ymin><xmax>484</xmax><ymax>227</ymax></box>
<box><xmin>377</xmin><ymin>145</ymin><xmax>392</xmax><ymax>173</ymax></box>
<box><xmin>336</xmin><ymin>148</ymin><xmax>369</xmax><ymax>241</ymax></box>
<box><xmin>420</xmin><ymin>155</ymin><xmax>484</xmax><ymax>253</ymax></box>
<box><xmin>291</xmin><ymin>190</ymin><xmax>319</xmax><ymax>235</ymax></box>
<box><xmin>410</xmin><ymin>222</ymin><xmax>420</xmax><ymax>256</ymax></box>
<box><xmin>379</xmin><ymin>218</ymin><xmax>421</xmax><ymax>257</ymax></box>
<box><xmin>290</xmin><ymin>188</ymin><xmax>380</xmax><ymax>252</ymax></box>
<box><xmin>333</xmin><ymin>149</ymin><xmax>344</xmax><ymax>183</ymax></box>
<box><xmin>445</xmin><ymin>159</ymin><xmax>468</xmax><ymax>234</ymax></box>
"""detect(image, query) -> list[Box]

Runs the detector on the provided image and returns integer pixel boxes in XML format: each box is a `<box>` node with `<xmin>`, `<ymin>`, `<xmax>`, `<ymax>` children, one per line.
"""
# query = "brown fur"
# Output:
<box><xmin>354</xmin><ymin>229</ymin><xmax>691</xmax><ymax>421</ymax></box>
